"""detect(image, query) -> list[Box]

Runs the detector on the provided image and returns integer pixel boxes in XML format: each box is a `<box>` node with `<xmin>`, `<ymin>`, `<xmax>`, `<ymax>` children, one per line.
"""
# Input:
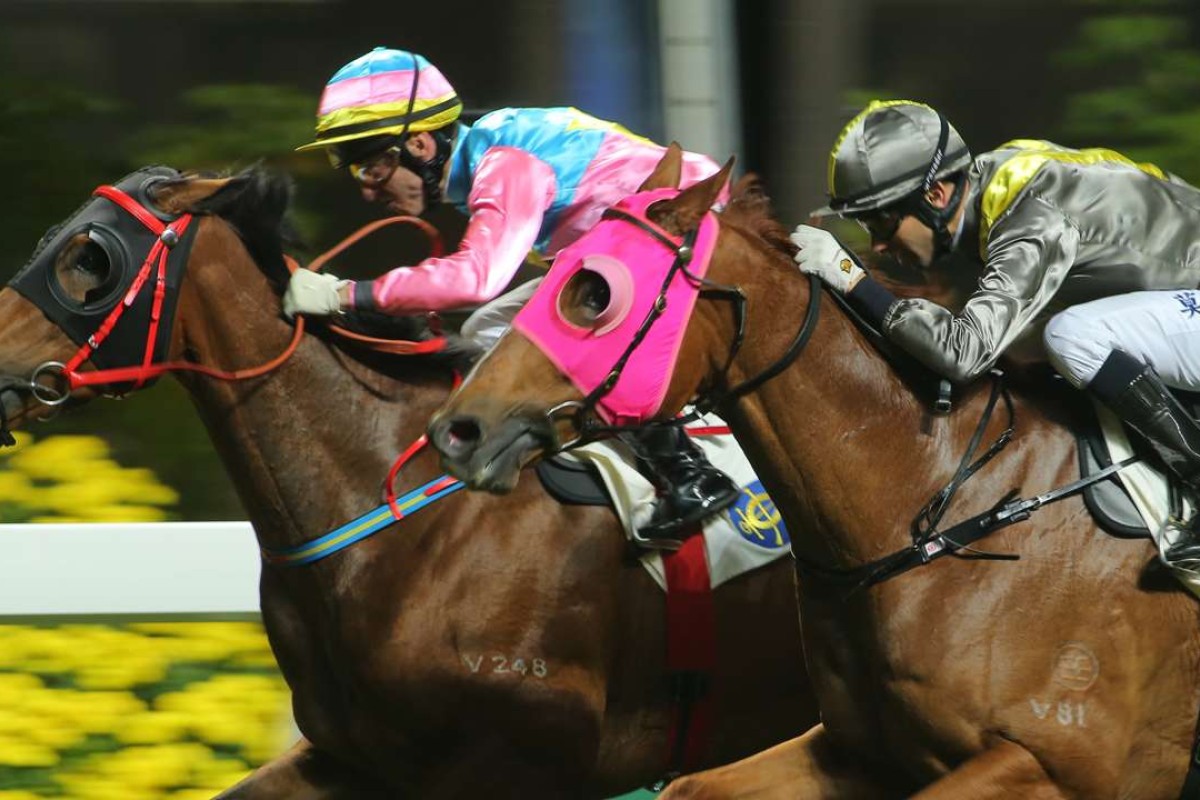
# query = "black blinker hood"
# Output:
<box><xmin>9</xmin><ymin>166</ymin><xmax>199</xmax><ymax>387</ymax></box>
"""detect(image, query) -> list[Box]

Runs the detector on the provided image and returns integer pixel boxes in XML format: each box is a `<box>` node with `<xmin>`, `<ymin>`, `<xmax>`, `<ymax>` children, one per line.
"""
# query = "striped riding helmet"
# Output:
<box><xmin>296</xmin><ymin>47</ymin><xmax>462</xmax><ymax>165</ymax></box>
<box><xmin>816</xmin><ymin>100</ymin><xmax>971</xmax><ymax>217</ymax></box>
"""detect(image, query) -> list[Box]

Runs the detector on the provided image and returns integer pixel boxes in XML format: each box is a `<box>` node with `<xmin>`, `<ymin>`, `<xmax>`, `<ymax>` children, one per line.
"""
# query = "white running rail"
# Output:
<box><xmin>0</xmin><ymin>522</ymin><xmax>260</xmax><ymax>616</ymax></box>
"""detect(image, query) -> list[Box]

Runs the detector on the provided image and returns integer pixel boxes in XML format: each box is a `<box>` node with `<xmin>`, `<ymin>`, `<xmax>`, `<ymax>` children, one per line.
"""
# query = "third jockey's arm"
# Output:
<box><xmin>350</xmin><ymin>147</ymin><xmax>557</xmax><ymax>313</ymax></box>
<box><xmin>848</xmin><ymin>196</ymin><xmax>1080</xmax><ymax>384</ymax></box>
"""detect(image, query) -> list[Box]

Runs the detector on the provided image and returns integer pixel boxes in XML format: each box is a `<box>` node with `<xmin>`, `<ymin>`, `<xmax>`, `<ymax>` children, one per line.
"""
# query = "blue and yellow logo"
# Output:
<box><xmin>727</xmin><ymin>481</ymin><xmax>789</xmax><ymax>549</ymax></box>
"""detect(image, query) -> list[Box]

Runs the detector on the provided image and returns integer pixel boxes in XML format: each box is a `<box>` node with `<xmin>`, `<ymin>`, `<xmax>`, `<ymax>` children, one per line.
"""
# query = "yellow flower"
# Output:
<box><xmin>0</xmin><ymin>433</ymin><xmax>179</xmax><ymax>523</ymax></box>
<box><xmin>0</xmin><ymin>737</ymin><xmax>59</xmax><ymax>767</ymax></box>
<box><xmin>0</xmin><ymin>621</ymin><xmax>292</xmax><ymax>797</ymax></box>
<box><xmin>112</xmin><ymin>710</ymin><xmax>191</xmax><ymax>745</ymax></box>
<box><xmin>8</xmin><ymin>436</ymin><xmax>112</xmax><ymax>480</ymax></box>
<box><xmin>0</xmin><ymin>472</ymin><xmax>33</xmax><ymax>500</ymax></box>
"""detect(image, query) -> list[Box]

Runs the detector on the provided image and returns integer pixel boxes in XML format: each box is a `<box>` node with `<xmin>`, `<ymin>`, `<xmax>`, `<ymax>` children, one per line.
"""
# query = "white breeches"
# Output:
<box><xmin>1044</xmin><ymin>289</ymin><xmax>1200</xmax><ymax>390</ymax></box>
<box><xmin>459</xmin><ymin>277</ymin><xmax>544</xmax><ymax>350</ymax></box>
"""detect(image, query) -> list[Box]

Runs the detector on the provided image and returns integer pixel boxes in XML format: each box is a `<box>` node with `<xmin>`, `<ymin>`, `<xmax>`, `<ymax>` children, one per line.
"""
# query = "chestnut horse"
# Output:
<box><xmin>430</xmin><ymin>147</ymin><xmax>1200</xmax><ymax>798</ymax></box>
<box><xmin>0</xmin><ymin>166</ymin><xmax>815</xmax><ymax>798</ymax></box>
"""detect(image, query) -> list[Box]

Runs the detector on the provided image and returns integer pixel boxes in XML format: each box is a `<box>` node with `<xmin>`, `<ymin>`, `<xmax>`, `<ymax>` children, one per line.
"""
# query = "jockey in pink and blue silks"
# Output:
<box><xmin>286</xmin><ymin>47</ymin><xmax>738</xmax><ymax>549</ymax></box>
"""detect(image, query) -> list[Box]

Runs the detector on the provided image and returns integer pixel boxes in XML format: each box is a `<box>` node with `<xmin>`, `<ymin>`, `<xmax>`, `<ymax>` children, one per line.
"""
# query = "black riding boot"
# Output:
<box><xmin>623</xmin><ymin>425</ymin><xmax>741</xmax><ymax>550</ymax></box>
<box><xmin>1092</xmin><ymin>350</ymin><xmax>1200</xmax><ymax>563</ymax></box>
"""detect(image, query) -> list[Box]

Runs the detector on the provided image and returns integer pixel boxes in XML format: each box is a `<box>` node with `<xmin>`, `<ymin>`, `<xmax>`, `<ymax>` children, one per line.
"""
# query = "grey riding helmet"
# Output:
<box><xmin>816</xmin><ymin>100</ymin><xmax>972</xmax><ymax>218</ymax></box>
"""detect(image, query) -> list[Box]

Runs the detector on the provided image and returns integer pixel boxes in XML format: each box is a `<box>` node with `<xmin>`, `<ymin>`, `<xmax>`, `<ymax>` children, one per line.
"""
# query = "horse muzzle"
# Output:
<box><xmin>428</xmin><ymin>411</ymin><xmax>557</xmax><ymax>493</ymax></box>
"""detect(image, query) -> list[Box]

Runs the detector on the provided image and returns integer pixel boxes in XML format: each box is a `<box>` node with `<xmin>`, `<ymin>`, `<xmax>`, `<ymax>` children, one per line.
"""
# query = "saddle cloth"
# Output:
<box><xmin>555</xmin><ymin>412</ymin><xmax>792</xmax><ymax>590</ymax></box>
<box><xmin>1089</xmin><ymin>401</ymin><xmax>1200</xmax><ymax>598</ymax></box>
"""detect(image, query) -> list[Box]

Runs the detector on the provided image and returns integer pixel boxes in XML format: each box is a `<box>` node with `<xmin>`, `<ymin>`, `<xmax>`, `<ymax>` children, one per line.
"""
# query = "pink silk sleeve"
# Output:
<box><xmin>357</xmin><ymin>147</ymin><xmax>557</xmax><ymax>313</ymax></box>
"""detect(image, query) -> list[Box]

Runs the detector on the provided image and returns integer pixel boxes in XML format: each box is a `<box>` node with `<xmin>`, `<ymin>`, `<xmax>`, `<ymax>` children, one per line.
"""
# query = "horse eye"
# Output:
<box><xmin>559</xmin><ymin>269</ymin><xmax>613</xmax><ymax>328</ymax></box>
<box><xmin>75</xmin><ymin>241</ymin><xmax>108</xmax><ymax>276</ymax></box>
<box><xmin>51</xmin><ymin>235</ymin><xmax>119</xmax><ymax>307</ymax></box>
<box><xmin>581</xmin><ymin>276</ymin><xmax>610</xmax><ymax>313</ymax></box>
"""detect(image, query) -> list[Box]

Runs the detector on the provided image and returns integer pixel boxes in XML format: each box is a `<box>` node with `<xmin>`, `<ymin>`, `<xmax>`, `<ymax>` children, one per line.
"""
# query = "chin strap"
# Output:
<box><xmin>401</xmin><ymin>127</ymin><xmax>454</xmax><ymax>205</ymax></box>
<box><xmin>911</xmin><ymin>175</ymin><xmax>966</xmax><ymax>260</ymax></box>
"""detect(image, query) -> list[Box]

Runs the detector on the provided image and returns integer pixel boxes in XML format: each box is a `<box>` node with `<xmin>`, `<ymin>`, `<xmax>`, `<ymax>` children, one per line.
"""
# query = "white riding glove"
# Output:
<box><xmin>282</xmin><ymin>270</ymin><xmax>349</xmax><ymax>319</ymax></box>
<box><xmin>789</xmin><ymin>224</ymin><xmax>866</xmax><ymax>295</ymax></box>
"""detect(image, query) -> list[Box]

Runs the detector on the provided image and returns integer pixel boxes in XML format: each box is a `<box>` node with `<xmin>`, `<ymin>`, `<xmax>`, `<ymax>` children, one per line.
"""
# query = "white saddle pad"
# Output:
<box><xmin>560</xmin><ymin>411</ymin><xmax>791</xmax><ymax>590</ymax></box>
<box><xmin>1095</xmin><ymin>401</ymin><xmax>1200</xmax><ymax>597</ymax></box>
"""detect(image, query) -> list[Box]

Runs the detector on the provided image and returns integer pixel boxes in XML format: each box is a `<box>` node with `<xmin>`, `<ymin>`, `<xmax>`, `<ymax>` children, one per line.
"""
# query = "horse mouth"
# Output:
<box><xmin>438</xmin><ymin>417</ymin><xmax>552</xmax><ymax>494</ymax></box>
<box><xmin>0</xmin><ymin>377</ymin><xmax>41</xmax><ymax>434</ymax></box>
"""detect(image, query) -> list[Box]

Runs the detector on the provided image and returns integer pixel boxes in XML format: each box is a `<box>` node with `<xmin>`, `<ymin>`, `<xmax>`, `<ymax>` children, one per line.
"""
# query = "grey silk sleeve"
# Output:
<box><xmin>882</xmin><ymin>195</ymin><xmax>1080</xmax><ymax>383</ymax></box>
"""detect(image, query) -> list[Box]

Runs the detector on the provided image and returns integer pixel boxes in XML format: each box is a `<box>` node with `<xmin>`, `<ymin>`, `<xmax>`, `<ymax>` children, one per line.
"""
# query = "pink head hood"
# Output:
<box><xmin>512</xmin><ymin>188</ymin><xmax>719</xmax><ymax>425</ymax></box>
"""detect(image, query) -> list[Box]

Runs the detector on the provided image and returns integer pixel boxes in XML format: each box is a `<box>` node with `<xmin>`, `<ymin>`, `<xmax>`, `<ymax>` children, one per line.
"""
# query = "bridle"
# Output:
<box><xmin>544</xmin><ymin>205</ymin><xmax>822</xmax><ymax>448</ymax></box>
<box><xmin>29</xmin><ymin>184</ymin><xmax>197</xmax><ymax>403</ymax></box>
<box><xmin>2</xmin><ymin>176</ymin><xmax>451</xmax><ymax>445</ymax></box>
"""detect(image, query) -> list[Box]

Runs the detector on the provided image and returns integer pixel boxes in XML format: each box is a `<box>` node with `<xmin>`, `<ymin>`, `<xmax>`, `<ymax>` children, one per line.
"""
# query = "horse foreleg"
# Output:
<box><xmin>910</xmin><ymin>740</ymin><xmax>1066</xmax><ymax>800</ymax></box>
<box><xmin>659</xmin><ymin>724</ymin><xmax>895</xmax><ymax>800</ymax></box>
<box><xmin>213</xmin><ymin>738</ymin><xmax>393</xmax><ymax>799</ymax></box>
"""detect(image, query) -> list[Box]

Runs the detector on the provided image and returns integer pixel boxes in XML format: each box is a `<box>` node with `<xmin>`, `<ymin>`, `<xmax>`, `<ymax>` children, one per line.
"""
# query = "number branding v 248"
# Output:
<box><xmin>462</xmin><ymin>653</ymin><xmax>548</xmax><ymax>678</ymax></box>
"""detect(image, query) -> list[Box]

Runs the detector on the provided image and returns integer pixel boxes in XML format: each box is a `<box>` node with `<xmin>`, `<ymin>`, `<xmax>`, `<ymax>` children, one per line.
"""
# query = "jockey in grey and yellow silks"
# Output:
<box><xmin>791</xmin><ymin>100</ymin><xmax>1200</xmax><ymax>567</ymax></box>
<box><xmin>854</xmin><ymin>138</ymin><xmax>1200</xmax><ymax>384</ymax></box>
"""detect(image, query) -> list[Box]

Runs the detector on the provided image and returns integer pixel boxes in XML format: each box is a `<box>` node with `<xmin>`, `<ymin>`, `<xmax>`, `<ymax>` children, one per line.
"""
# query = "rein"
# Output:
<box><xmin>22</xmin><ymin>183</ymin><xmax>449</xmax><ymax>410</ymax></box>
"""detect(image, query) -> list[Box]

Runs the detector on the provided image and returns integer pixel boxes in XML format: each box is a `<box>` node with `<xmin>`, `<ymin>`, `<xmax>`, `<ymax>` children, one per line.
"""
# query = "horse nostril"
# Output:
<box><xmin>447</xmin><ymin>418</ymin><xmax>482</xmax><ymax>448</ymax></box>
<box><xmin>432</xmin><ymin>416</ymin><xmax>483</xmax><ymax>459</ymax></box>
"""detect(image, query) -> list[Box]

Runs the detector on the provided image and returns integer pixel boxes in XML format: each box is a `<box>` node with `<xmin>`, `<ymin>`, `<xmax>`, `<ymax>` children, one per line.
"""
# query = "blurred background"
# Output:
<box><xmin>5</xmin><ymin>0</ymin><xmax>1200</xmax><ymax>520</ymax></box>
<box><xmin>1</xmin><ymin>0</ymin><xmax>1198</xmax><ymax>795</ymax></box>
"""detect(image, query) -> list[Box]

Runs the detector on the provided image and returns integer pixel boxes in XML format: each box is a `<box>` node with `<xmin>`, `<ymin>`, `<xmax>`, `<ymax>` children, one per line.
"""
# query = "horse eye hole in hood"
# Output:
<box><xmin>50</xmin><ymin>230</ymin><xmax>125</xmax><ymax>311</ymax></box>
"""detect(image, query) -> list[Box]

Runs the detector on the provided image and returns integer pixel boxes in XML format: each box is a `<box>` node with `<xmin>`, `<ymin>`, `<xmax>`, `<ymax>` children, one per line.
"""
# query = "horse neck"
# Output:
<box><xmin>170</xmin><ymin>219</ymin><xmax>452</xmax><ymax>551</ymax></box>
<box><xmin>715</xmin><ymin>262</ymin><xmax>1038</xmax><ymax>569</ymax></box>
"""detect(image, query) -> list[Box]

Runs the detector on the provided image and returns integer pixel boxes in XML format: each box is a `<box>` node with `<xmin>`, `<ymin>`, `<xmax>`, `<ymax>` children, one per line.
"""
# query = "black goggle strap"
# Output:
<box><xmin>921</xmin><ymin>114</ymin><xmax>950</xmax><ymax>193</ymax></box>
<box><xmin>911</xmin><ymin>113</ymin><xmax>965</xmax><ymax>256</ymax></box>
<box><xmin>399</xmin><ymin>128</ymin><xmax>453</xmax><ymax>205</ymax></box>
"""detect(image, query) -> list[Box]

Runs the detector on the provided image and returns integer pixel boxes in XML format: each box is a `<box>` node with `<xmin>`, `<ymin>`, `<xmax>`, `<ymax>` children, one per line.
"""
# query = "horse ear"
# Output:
<box><xmin>653</xmin><ymin>156</ymin><xmax>735</xmax><ymax>234</ymax></box>
<box><xmin>638</xmin><ymin>142</ymin><xmax>684</xmax><ymax>192</ymax></box>
<box><xmin>151</xmin><ymin>174</ymin><xmax>247</xmax><ymax>215</ymax></box>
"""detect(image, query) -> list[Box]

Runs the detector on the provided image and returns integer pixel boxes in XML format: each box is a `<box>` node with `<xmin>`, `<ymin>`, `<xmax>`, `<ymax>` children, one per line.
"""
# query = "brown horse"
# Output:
<box><xmin>0</xmin><ymin>166</ymin><xmax>815</xmax><ymax>798</ymax></box>
<box><xmin>430</xmin><ymin>146</ymin><xmax>1200</xmax><ymax>798</ymax></box>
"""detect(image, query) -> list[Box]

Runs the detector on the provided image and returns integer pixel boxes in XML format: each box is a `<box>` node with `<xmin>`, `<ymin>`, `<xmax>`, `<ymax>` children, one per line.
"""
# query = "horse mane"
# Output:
<box><xmin>721</xmin><ymin>175</ymin><xmax>959</xmax><ymax>301</ymax></box>
<box><xmin>167</xmin><ymin>164</ymin><xmax>300</xmax><ymax>288</ymax></box>
<box><xmin>721</xmin><ymin>175</ymin><xmax>798</xmax><ymax>263</ymax></box>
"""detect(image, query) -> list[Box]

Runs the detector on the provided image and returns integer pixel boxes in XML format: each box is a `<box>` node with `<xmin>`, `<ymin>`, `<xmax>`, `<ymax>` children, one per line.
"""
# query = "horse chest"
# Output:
<box><xmin>799</xmin><ymin>587</ymin><xmax>979</xmax><ymax>759</ymax></box>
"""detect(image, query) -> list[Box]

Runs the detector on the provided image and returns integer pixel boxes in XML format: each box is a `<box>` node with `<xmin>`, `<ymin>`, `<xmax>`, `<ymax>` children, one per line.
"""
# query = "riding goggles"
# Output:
<box><xmin>342</xmin><ymin>147</ymin><xmax>404</xmax><ymax>187</ymax></box>
<box><xmin>324</xmin><ymin>133</ymin><xmax>402</xmax><ymax>171</ymax></box>
<box><xmin>848</xmin><ymin>207</ymin><xmax>904</xmax><ymax>243</ymax></box>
